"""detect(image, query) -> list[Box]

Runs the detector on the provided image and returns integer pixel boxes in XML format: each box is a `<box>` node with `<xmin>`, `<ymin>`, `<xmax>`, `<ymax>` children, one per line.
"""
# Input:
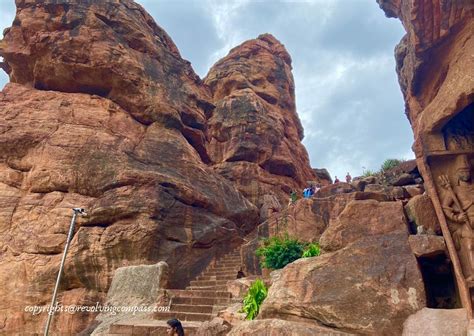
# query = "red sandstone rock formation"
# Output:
<box><xmin>377</xmin><ymin>0</ymin><xmax>473</xmax><ymax>153</ymax></box>
<box><xmin>260</xmin><ymin>232</ymin><xmax>426</xmax><ymax>335</ymax></box>
<box><xmin>0</xmin><ymin>1</ymin><xmax>261</xmax><ymax>334</ymax></box>
<box><xmin>204</xmin><ymin>34</ymin><xmax>318</xmax><ymax>208</ymax></box>
<box><xmin>378</xmin><ymin>0</ymin><xmax>474</xmax><ymax>317</ymax></box>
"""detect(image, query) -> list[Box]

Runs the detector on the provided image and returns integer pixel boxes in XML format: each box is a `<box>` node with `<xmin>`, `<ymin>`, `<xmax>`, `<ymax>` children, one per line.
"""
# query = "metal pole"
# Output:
<box><xmin>44</xmin><ymin>209</ymin><xmax>82</xmax><ymax>336</ymax></box>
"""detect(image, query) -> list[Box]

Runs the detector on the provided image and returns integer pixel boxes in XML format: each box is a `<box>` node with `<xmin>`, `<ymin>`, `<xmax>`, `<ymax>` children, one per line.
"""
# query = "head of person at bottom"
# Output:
<box><xmin>167</xmin><ymin>318</ymin><xmax>184</xmax><ymax>336</ymax></box>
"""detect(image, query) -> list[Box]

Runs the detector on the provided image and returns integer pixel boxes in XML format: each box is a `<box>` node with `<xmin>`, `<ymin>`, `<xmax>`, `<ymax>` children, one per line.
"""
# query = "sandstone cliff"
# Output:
<box><xmin>378</xmin><ymin>0</ymin><xmax>474</xmax><ymax>314</ymax></box>
<box><xmin>0</xmin><ymin>0</ymin><xmax>318</xmax><ymax>334</ymax></box>
<box><xmin>377</xmin><ymin>0</ymin><xmax>473</xmax><ymax>155</ymax></box>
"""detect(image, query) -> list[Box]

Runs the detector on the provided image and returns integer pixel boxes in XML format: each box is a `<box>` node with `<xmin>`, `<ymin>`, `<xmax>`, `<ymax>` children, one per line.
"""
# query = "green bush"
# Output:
<box><xmin>241</xmin><ymin>279</ymin><xmax>268</xmax><ymax>320</ymax></box>
<box><xmin>380</xmin><ymin>158</ymin><xmax>404</xmax><ymax>172</ymax></box>
<box><xmin>362</xmin><ymin>169</ymin><xmax>377</xmax><ymax>177</ymax></box>
<box><xmin>302</xmin><ymin>242</ymin><xmax>321</xmax><ymax>258</ymax></box>
<box><xmin>256</xmin><ymin>235</ymin><xmax>305</xmax><ymax>270</ymax></box>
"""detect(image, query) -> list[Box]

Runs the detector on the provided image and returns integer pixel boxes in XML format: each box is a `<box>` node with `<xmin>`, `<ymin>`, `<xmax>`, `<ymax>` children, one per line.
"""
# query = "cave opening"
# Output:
<box><xmin>418</xmin><ymin>253</ymin><xmax>460</xmax><ymax>309</ymax></box>
<box><xmin>442</xmin><ymin>102</ymin><xmax>474</xmax><ymax>151</ymax></box>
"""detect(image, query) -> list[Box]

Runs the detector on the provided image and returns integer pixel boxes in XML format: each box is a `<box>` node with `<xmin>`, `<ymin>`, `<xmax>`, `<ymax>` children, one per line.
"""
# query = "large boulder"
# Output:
<box><xmin>402</xmin><ymin>308</ymin><xmax>469</xmax><ymax>336</ymax></box>
<box><xmin>405</xmin><ymin>194</ymin><xmax>441</xmax><ymax>234</ymax></box>
<box><xmin>408</xmin><ymin>235</ymin><xmax>446</xmax><ymax>258</ymax></box>
<box><xmin>92</xmin><ymin>262</ymin><xmax>169</xmax><ymax>335</ymax></box>
<box><xmin>228</xmin><ymin>319</ymin><xmax>354</xmax><ymax>336</ymax></box>
<box><xmin>204</xmin><ymin>34</ymin><xmax>317</xmax><ymax>208</ymax></box>
<box><xmin>320</xmin><ymin>199</ymin><xmax>409</xmax><ymax>251</ymax></box>
<box><xmin>260</xmin><ymin>233</ymin><xmax>426</xmax><ymax>335</ymax></box>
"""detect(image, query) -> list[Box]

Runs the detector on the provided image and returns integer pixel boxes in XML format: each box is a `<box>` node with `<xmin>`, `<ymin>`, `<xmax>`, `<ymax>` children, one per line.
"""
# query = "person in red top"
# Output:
<box><xmin>334</xmin><ymin>176</ymin><xmax>340</xmax><ymax>183</ymax></box>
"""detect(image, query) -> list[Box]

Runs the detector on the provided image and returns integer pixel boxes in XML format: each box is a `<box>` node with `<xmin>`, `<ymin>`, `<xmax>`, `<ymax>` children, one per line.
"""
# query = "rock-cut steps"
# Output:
<box><xmin>108</xmin><ymin>249</ymin><xmax>242</xmax><ymax>335</ymax></box>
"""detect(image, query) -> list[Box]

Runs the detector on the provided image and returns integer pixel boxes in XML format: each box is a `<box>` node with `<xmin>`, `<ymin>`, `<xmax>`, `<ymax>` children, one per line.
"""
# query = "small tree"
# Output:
<box><xmin>241</xmin><ymin>279</ymin><xmax>268</xmax><ymax>320</ymax></box>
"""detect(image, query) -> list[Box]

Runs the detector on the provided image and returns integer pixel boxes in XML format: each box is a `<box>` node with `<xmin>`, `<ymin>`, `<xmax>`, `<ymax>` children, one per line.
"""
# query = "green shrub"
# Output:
<box><xmin>241</xmin><ymin>279</ymin><xmax>268</xmax><ymax>320</ymax></box>
<box><xmin>362</xmin><ymin>169</ymin><xmax>377</xmax><ymax>177</ymax></box>
<box><xmin>380</xmin><ymin>158</ymin><xmax>404</xmax><ymax>172</ymax></box>
<box><xmin>256</xmin><ymin>235</ymin><xmax>305</xmax><ymax>270</ymax></box>
<box><xmin>302</xmin><ymin>242</ymin><xmax>321</xmax><ymax>258</ymax></box>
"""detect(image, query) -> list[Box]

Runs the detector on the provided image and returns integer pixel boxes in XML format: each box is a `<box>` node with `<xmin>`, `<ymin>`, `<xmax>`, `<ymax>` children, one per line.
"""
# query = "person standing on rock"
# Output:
<box><xmin>346</xmin><ymin>172</ymin><xmax>352</xmax><ymax>183</ymax></box>
<box><xmin>167</xmin><ymin>319</ymin><xmax>185</xmax><ymax>336</ymax></box>
<box><xmin>334</xmin><ymin>176</ymin><xmax>340</xmax><ymax>184</ymax></box>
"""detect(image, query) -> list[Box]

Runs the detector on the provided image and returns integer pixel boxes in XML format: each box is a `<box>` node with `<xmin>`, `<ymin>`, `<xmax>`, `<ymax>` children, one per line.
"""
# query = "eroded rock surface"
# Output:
<box><xmin>228</xmin><ymin>318</ymin><xmax>354</xmax><ymax>336</ymax></box>
<box><xmin>260</xmin><ymin>233</ymin><xmax>426</xmax><ymax>335</ymax></box>
<box><xmin>0</xmin><ymin>1</ymin><xmax>267</xmax><ymax>333</ymax></box>
<box><xmin>0</xmin><ymin>83</ymin><xmax>257</xmax><ymax>334</ymax></box>
<box><xmin>204</xmin><ymin>34</ymin><xmax>317</xmax><ymax>208</ymax></box>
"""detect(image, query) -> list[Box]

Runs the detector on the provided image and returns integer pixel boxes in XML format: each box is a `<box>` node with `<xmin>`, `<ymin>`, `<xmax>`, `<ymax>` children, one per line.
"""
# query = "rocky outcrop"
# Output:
<box><xmin>377</xmin><ymin>0</ymin><xmax>473</xmax><ymax>138</ymax></box>
<box><xmin>204</xmin><ymin>34</ymin><xmax>317</xmax><ymax>209</ymax></box>
<box><xmin>260</xmin><ymin>233</ymin><xmax>426</xmax><ymax>335</ymax></box>
<box><xmin>378</xmin><ymin>0</ymin><xmax>474</xmax><ymax>314</ymax></box>
<box><xmin>0</xmin><ymin>83</ymin><xmax>256</xmax><ymax>334</ymax></box>
<box><xmin>0</xmin><ymin>0</ymin><xmax>214</xmax><ymax>162</ymax></box>
<box><xmin>0</xmin><ymin>1</ymin><xmax>264</xmax><ymax>334</ymax></box>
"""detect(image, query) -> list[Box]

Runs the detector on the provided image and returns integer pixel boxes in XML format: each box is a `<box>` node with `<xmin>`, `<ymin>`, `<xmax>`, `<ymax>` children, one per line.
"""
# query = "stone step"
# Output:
<box><xmin>203</xmin><ymin>268</ymin><xmax>240</xmax><ymax>273</ymax></box>
<box><xmin>196</xmin><ymin>274</ymin><xmax>237</xmax><ymax>281</ymax></box>
<box><xmin>207</xmin><ymin>266</ymin><xmax>241</xmax><ymax>272</ymax></box>
<box><xmin>109</xmin><ymin>319</ymin><xmax>201</xmax><ymax>336</ymax></box>
<box><xmin>168</xmin><ymin>289</ymin><xmax>231</xmax><ymax>298</ymax></box>
<box><xmin>215</xmin><ymin>261</ymin><xmax>241</xmax><ymax>267</ymax></box>
<box><xmin>218</xmin><ymin>257</ymin><xmax>241</xmax><ymax>262</ymax></box>
<box><xmin>186</xmin><ymin>285</ymin><xmax>227</xmax><ymax>291</ymax></box>
<box><xmin>154</xmin><ymin>310</ymin><xmax>212</xmax><ymax>322</ymax></box>
<box><xmin>170</xmin><ymin>303</ymin><xmax>226</xmax><ymax>314</ymax></box>
<box><xmin>172</xmin><ymin>296</ymin><xmax>232</xmax><ymax>305</ymax></box>
<box><xmin>190</xmin><ymin>279</ymin><xmax>229</xmax><ymax>287</ymax></box>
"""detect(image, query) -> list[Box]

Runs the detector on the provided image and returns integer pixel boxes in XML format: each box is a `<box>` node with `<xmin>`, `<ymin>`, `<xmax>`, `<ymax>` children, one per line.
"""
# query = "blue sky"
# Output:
<box><xmin>0</xmin><ymin>0</ymin><xmax>413</xmax><ymax>179</ymax></box>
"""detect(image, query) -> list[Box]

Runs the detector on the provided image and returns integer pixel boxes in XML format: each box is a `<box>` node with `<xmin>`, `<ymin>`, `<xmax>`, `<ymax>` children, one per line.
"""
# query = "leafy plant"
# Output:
<box><xmin>256</xmin><ymin>235</ymin><xmax>305</xmax><ymax>270</ymax></box>
<box><xmin>241</xmin><ymin>279</ymin><xmax>268</xmax><ymax>320</ymax></box>
<box><xmin>302</xmin><ymin>242</ymin><xmax>321</xmax><ymax>258</ymax></box>
<box><xmin>380</xmin><ymin>158</ymin><xmax>405</xmax><ymax>172</ymax></box>
<box><xmin>362</xmin><ymin>169</ymin><xmax>377</xmax><ymax>177</ymax></box>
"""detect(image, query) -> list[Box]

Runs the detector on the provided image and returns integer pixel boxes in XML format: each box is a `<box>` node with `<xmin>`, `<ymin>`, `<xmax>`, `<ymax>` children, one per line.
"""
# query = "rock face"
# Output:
<box><xmin>0</xmin><ymin>83</ymin><xmax>256</xmax><ymax>334</ymax></box>
<box><xmin>378</xmin><ymin>0</ymin><xmax>474</xmax><ymax>313</ymax></box>
<box><xmin>376</xmin><ymin>1</ymin><xmax>473</xmax><ymax>142</ymax></box>
<box><xmin>0</xmin><ymin>0</ymin><xmax>214</xmax><ymax>161</ymax></box>
<box><xmin>204</xmin><ymin>34</ymin><xmax>317</xmax><ymax>208</ymax></box>
<box><xmin>260</xmin><ymin>233</ymin><xmax>426</xmax><ymax>335</ymax></box>
<box><xmin>402</xmin><ymin>308</ymin><xmax>468</xmax><ymax>336</ymax></box>
<box><xmin>228</xmin><ymin>319</ymin><xmax>354</xmax><ymax>336</ymax></box>
<box><xmin>320</xmin><ymin>199</ymin><xmax>408</xmax><ymax>251</ymax></box>
<box><xmin>0</xmin><ymin>0</ymin><xmax>301</xmax><ymax>334</ymax></box>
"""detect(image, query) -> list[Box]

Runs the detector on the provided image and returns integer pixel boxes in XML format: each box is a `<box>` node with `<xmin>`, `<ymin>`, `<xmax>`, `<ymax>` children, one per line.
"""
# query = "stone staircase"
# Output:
<box><xmin>108</xmin><ymin>249</ymin><xmax>242</xmax><ymax>335</ymax></box>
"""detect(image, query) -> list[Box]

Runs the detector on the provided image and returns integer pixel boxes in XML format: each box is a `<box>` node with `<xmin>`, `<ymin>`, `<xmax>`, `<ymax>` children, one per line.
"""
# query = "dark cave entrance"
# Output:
<box><xmin>418</xmin><ymin>252</ymin><xmax>461</xmax><ymax>309</ymax></box>
<box><xmin>442</xmin><ymin>102</ymin><xmax>474</xmax><ymax>151</ymax></box>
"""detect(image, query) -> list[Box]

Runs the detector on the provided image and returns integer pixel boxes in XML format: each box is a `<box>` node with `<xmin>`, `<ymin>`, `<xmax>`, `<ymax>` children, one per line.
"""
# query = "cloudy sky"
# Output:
<box><xmin>0</xmin><ymin>0</ymin><xmax>414</xmax><ymax>179</ymax></box>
